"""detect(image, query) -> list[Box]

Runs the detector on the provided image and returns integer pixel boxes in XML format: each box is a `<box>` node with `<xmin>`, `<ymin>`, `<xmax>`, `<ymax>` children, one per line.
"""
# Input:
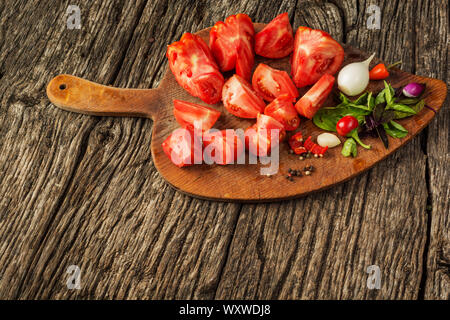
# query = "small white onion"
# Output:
<box><xmin>317</xmin><ymin>133</ymin><xmax>341</xmax><ymax>148</ymax></box>
<box><xmin>337</xmin><ymin>53</ymin><xmax>375</xmax><ymax>96</ymax></box>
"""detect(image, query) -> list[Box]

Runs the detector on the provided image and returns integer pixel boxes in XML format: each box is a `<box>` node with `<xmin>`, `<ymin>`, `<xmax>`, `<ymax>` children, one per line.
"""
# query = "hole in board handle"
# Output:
<box><xmin>59</xmin><ymin>84</ymin><xmax>66</xmax><ymax>90</ymax></box>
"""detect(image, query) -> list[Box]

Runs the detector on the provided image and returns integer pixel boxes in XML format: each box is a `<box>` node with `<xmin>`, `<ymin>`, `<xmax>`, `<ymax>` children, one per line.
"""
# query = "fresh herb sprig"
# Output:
<box><xmin>313</xmin><ymin>81</ymin><xmax>425</xmax><ymax>156</ymax></box>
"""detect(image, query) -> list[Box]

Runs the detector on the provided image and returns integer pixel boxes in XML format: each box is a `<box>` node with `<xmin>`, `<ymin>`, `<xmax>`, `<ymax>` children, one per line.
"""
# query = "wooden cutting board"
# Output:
<box><xmin>46</xmin><ymin>23</ymin><xmax>447</xmax><ymax>202</ymax></box>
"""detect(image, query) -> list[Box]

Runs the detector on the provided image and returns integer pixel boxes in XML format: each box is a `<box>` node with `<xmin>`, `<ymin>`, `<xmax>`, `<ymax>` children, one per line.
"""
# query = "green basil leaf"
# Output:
<box><xmin>375</xmin><ymin>89</ymin><xmax>386</xmax><ymax>106</ymax></box>
<box><xmin>389</xmin><ymin>104</ymin><xmax>417</xmax><ymax>114</ymax></box>
<box><xmin>394</xmin><ymin>99</ymin><xmax>425</xmax><ymax>119</ymax></box>
<box><xmin>313</xmin><ymin>113</ymin><xmax>337</xmax><ymax>131</ymax></box>
<box><xmin>382</xmin><ymin>122</ymin><xmax>408</xmax><ymax>138</ymax></box>
<box><xmin>389</xmin><ymin>120</ymin><xmax>408</xmax><ymax>132</ymax></box>
<box><xmin>384</xmin><ymin>81</ymin><xmax>394</xmax><ymax>105</ymax></box>
<box><xmin>339</xmin><ymin>92</ymin><xmax>350</xmax><ymax>104</ymax></box>
<box><xmin>347</xmin><ymin>103</ymin><xmax>372</xmax><ymax>111</ymax></box>
<box><xmin>397</xmin><ymin>98</ymin><xmax>419</xmax><ymax>105</ymax></box>
<box><xmin>353</xmin><ymin>92</ymin><xmax>368</xmax><ymax>105</ymax></box>
<box><xmin>367</xmin><ymin>92</ymin><xmax>375</xmax><ymax>110</ymax></box>
<box><xmin>313</xmin><ymin>103</ymin><xmax>372</xmax><ymax>132</ymax></box>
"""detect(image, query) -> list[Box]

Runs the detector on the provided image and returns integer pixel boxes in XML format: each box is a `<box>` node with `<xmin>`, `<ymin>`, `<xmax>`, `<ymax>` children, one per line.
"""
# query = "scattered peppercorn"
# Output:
<box><xmin>289</xmin><ymin>149</ymin><xmax>294</xmax><ymax>154</ymax></box>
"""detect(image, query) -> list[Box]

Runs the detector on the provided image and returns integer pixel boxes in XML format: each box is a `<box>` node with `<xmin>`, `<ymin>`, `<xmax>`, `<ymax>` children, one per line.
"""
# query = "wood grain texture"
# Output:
<box><xmin>415</xmin><ymin>0</ymin><xmax>450</xmax><ymax>300</ymax></box>
<box><xmin>0</xmin><ymin>0</ymin><xmax>448</xmax><ymax>299</ymax></box>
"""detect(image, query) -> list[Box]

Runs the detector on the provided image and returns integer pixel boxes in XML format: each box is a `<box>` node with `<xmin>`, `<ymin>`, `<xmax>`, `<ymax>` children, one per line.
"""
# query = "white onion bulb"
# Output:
<box><xmin>337</xmin><ymin>53</ymin><xmax>375</xmax><ymax>96</ymax></box>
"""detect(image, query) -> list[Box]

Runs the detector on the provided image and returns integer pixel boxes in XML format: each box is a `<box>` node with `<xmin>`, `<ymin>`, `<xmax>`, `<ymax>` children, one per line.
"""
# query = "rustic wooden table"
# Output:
<box><xmin>0</xmin><ymin>0</ymin><xmax>448</xmax><ymax>299</ymax></box>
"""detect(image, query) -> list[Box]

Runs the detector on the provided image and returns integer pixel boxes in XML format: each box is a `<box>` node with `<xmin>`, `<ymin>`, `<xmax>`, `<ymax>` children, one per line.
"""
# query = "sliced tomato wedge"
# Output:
<box><xmin>210</xmin><ymin>14</ymin><xmax>255</xmax><ymax>80</ymax></box>
<box><xmin>222</xmin><ymin>75</ymin><xmax>265</xmax><ymax>118</ymax></box>
<box><xmin>252</xmin><ymin>63</ymin><xmax>299</xmax><ymax>102</ymax></box>
<box><xmin>245</xmin><ymin>114</ymin><xmax>285</xmax><ymax>157</ymax></box>
<box><xmin>295</xmin><ymin>73</ymin><xmax>335</xmax><ymax>119</ymax></box>
<box><xmin>304</xmin><ymin>136</ymin><xmax>328</xmax><ymax>156</ymax></box>
<box><xmin>203</xmin><ymin>129</ymin><xmax>244</xmax><ymax>165</ymax></box>
<box><xmin>291</xmin><ymin>26</ymin><xmax>344</xmax><ymax>88</ymax></box>
<box><xmin>173</xmin><ymin>100</ymin><xmax>221</xmax><ymax>132</ymax></box>
<box><xmin>255</xmin><ymin>12</ymin><xmax>294</xmax><ymax>58</ymax></box>
<box><xmin>264</xmin><ymin>94</ymin><xmax>300</xmax><ymax>131</ymax></box>
<box><xmin>162</xmin><ymin>128</ymin><xmax>203</xmax><ymax>167</ymax></box>
<box><xmin>167</xmin><ymin>33</ymin><xmax>224</xmax><ymax>104</ymax></box>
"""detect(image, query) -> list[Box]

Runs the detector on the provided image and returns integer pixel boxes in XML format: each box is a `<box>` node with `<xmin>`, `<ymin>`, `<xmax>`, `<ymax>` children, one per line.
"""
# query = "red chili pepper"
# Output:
<box><xmin>369</xmin><ymin>61</ymin><xmax>402</xmax><ymax>80</ymax></box>
<box><xmin>336</xmin><ymin>115</ymin><xmax>359</xmax><ymax>137</ymax></box>
<box><xmin>304</xmin><ymin>136</ymin><xmax>328</xmax><ymax>155</ymax></box>
<box><xmin>288</xmin><ymin>132</ymin><xmax>307</xmax><ymax>154</ymax></box>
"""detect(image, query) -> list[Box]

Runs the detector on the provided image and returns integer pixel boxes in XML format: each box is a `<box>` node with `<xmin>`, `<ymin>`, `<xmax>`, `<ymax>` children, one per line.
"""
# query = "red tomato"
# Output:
<box><xmin>295</xmin><ymin>73</ymin><xmax>335</xmax><ymax>119</ymax></box>
<box><xmin>336</xmin><ymin>115</ymin><xmax>359</xmax><ymax>136</ymax></box>
<box><xmin>255</xmin><ymin>12</ymin><xmax>294</xmax><ymax>58</ymax></box>
<box><xmin>173</xmin><ymin>99</ymin><xmax>221</xmax><ymax>132</ymax></box>
<box><xmin>264</xmin><ymin>94</ymin><xmax>300</xmax><ymax>131</ymax></box>
<box><xmin>222</xmin><ymin>75</ymin><xmax>265</xmax><ymax>118</ymax></box>
<box><xmin>162</xmin><ymin>128</ymin><xmax>203</xmax><ymax>167</ymax></box>
<box><xmin>210</xmin><ymin>14</ymin><xmax>255</xmax><ymax>80</ymax></box>
<box><xmin>203</xmin><ymin>129</ymin><xmax>244</xmax><ymax>165</ymax></box>
<box><xmin>252</xmin><ymin>63</ymin><xmax>299</xmax><ymax>102</ymax></box>
<box><xmin>167</xmin><ymin>33</ymin><xmax>224</xmax><ymax>104</ymax></box>
<box><xmin>291</xmin><ymin>26</ymin><xmax>344</xmax><ymax>88</ymax></box>
<box><xmin>245</xmin><ymin>114</ymin><xmax>285</xmax><ymax>157</ymax></box>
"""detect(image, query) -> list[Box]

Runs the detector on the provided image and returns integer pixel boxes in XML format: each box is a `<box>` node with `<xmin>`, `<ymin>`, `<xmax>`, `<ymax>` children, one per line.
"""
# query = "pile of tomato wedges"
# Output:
<box><xmin>163</xmin><ymin>13</ymin><xmax>344</xmax><ymax>167</ymax></box>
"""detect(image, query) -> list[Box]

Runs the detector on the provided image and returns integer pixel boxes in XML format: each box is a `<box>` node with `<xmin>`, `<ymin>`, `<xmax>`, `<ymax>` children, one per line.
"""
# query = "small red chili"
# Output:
<box><xmin>288</xmin><ymin>132</ymin><xmax>307</xmax><ymax>155</ymax></box>
<box><xmin>336</xmin><ymin>115</ymin><xmax>359</xmax><ymax>137</ymax></box>
<box><xmin>369</xmin><ymin>61</ymin><xmax>402</xmax><ymax>80</ymax></box>
<box><xmin>304</xmin><ymin>136</ymin><xmax>328</xmax><ymax>156</ymax></box>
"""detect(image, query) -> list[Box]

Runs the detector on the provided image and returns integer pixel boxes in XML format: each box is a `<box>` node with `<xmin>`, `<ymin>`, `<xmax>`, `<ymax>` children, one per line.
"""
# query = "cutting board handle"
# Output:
<box><xmin>46</xmin><ymin>74</ymin><xmax>161</xmax><ymax>120</ymax></box>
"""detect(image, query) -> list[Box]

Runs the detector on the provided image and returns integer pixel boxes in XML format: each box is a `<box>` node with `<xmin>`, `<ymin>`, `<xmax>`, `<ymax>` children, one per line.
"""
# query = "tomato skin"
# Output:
<box><xmin>167</xmin><ymin>33</ymin><xmax>224</xmax><ymax>104</ymax></box>
<box><xmin>252</xmin><ymin>63</ymin><xmax>299</xmax><ymax>102</ymax></box>
<box><xmin>291</xmin><ymin>26</ymin><xmax>344</xmax><ymax>88</ymax></box>
<box><xmin>245</xmin><ymin>114</ymin><xmax>285</xmax><ymax>157</ymax></box>
<box><xmin>203</xmin><ymin>129</ymin><xmax>244</xmax><ymax>165</ymax></box>
<box><xmin>222</xmin><ymin>75</ymin><xmax>265</xmax><ymax>119</ymax></box>
<box><xmin>264</xmin><ymin>94</ymin><xmax>300</xmax><ymax>131</ymax></box>
<box><xmin>255</xmin><ymin>12</ymin><xmax>294</xmax><ymax>58</ymax></box>
<box><xmin>210</xmin><ymin>14</ymin><xmax>255</xmax><ymax>81</ymax></box>
<box><xmin>162</xmin><ymin>128</ymin><xmax>203</xmax><ymax>167</ymax></box>
<box><xmin>173</xmin><ymin>100</ymin><xmax>221</xmax><ymax>132</ymax></box>
<box><xmin>336</xmin><ymin>115</ymin><xmax>359</xmax><ymax>136</ymax></box>
<box><xmin>295</xmin><ymin>73</ymin><xmax>335</xmax><ymax>119</ymax></box>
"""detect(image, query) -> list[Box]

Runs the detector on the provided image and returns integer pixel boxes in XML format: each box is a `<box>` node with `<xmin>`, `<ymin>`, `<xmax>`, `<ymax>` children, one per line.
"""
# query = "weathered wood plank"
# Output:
<box><xmin>215</xmin><ymin>0</ymin><xmax>429</xmax><ymax>299</ymax></box>
<box><xmin>414</xmin><ymin>0</ymin><xmax>449</xmax><ymax>300</ymax></box>
<box><xmin>0</xmin><ymin>0</ymin><xmax>149</xmax><ymax>298</ymax></box>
